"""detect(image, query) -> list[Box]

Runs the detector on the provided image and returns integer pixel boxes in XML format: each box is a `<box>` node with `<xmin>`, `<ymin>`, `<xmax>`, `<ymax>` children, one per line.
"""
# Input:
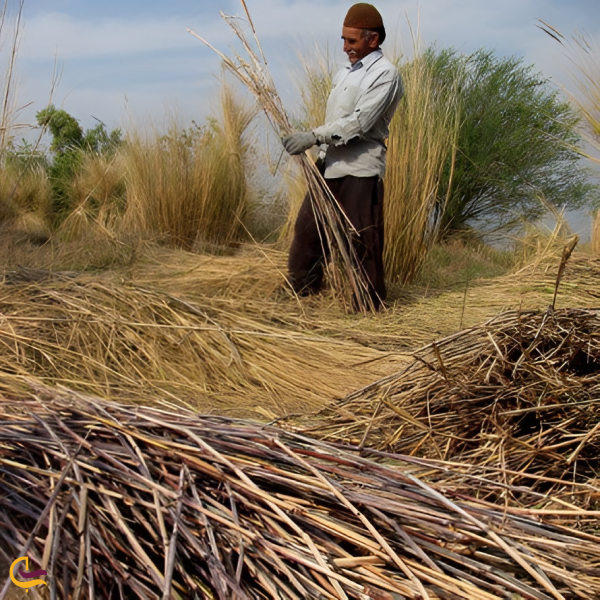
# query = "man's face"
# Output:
<box><xmin>342</xmin><ymin>26</ymin><xmax>379</xmax><ymax>64</ymax></box>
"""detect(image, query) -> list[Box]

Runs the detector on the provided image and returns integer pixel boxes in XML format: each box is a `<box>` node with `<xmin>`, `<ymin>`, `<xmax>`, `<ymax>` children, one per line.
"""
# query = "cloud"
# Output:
<box><xmin>11</xmin><ymin>0</ymin><xmax>600</xmax><ymax>134</ymax></box>
<box><xmin>19</xmin><ymin>11</ymin><xmax>224</xmax><ymax>61</ymax></box>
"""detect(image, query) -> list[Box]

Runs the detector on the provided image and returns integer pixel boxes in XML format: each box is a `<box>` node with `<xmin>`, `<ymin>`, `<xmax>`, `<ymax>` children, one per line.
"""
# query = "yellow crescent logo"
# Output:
<box><xmin>9</xmin><ymin>557</ymin><xmax>48</xmax><ymax>591</ymax></box>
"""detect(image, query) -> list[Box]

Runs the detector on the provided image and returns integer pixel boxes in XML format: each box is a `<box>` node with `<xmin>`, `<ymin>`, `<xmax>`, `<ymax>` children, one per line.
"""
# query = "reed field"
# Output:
<box><xmin>2</xmin><ymin>5</ymin><xmax>600</xmax><ymax>599</ymax></box>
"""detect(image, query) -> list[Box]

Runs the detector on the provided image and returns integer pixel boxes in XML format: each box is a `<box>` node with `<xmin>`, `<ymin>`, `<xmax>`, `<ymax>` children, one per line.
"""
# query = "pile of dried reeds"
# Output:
<box><xmin>189</xmin><ymin>1</ymin><xmax>376</xmax><ymax>312</ymax></box>
<box><xmin>0</xmin><ymin>272</ymin><xmax>402</xmax><ymax>419</ymax></box>
<box><xmin>309</xmin><ymin>307</ymin><xmax>600</xmax><ymax>506</ymax></box>
<box><xmin>2</xmin><ymin>383</ymin><xmax>600</xmax><ymax>599</ymax></box>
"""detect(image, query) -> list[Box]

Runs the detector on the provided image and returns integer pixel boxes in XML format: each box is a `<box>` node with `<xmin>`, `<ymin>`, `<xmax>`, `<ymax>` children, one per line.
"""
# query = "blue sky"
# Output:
<box><xmin>9</xmin><ymin>0</ymin><xmax>599</xmax><ymax>136</ymax></box>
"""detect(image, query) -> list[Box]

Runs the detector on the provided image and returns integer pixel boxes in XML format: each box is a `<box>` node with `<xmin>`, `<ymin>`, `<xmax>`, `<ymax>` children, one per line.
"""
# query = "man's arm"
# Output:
<box><xmin>314</xmin><ymin>69</ymin><xmax>402</xmax><ymax>146</ymax></box>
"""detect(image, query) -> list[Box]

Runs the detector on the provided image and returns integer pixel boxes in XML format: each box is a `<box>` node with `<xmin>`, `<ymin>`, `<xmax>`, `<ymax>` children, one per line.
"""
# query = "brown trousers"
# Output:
<box><xmin>288</xmin><ymin>175</ymin><xmax>386</xmax><ymax>308</ymax></box>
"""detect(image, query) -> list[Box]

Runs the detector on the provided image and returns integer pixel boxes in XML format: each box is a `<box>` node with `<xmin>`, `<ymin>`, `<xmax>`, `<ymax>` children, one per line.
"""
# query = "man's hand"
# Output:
<box><xmin>282</xmin><ymin>131</ymin><xmax>317</xmax><ymax>155</ymax></box>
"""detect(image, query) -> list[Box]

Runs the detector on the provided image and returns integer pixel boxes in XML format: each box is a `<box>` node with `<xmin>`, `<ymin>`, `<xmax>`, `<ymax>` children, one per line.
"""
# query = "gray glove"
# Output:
<box><xmin>282</xmin><ymin>131</ymin><xmax>317</xmax><ymax>155</ymax></box>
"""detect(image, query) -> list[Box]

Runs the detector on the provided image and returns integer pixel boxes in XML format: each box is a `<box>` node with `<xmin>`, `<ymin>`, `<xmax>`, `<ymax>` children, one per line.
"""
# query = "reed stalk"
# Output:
<box><xmin>309</xmin><ymin>305</ymin><xmax>600</xmax><ymax>509</ymax></box>
<box><xmin>2</xmin><ymin>383</ymin><xmax>599</xmax><ymax>598</ymax></box>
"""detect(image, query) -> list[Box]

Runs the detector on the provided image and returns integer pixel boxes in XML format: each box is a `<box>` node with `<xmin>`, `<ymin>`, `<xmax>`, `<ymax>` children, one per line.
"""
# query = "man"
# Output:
<box><xmin>282</xmin><ymin>3</ymin><xmax>403</xmax><ymax>310</ymax></box>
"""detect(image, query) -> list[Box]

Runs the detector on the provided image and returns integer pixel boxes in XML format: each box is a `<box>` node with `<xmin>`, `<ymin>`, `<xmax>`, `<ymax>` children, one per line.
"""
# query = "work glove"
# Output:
<box><xmin>282</xmin><ymin>131</ymin><xmax>318</xmax><ymax>155</ymax></box>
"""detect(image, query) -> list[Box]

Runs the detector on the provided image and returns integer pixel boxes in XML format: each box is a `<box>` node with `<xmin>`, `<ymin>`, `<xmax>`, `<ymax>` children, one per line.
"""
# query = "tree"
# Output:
<box><xmin>432</xmin><ymin>48</ymin><xmax>596</xmax><ymax>235</ymax></box>
<box><xmin>36</xmin><ymin>105</ymin><xmax>122</xmax><ymax>218</ymax></box>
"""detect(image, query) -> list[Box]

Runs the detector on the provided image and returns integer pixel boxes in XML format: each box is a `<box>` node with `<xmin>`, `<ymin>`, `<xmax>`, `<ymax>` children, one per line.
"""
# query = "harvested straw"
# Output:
<box><xmin>309</xmin><ymin>307</ymin><xmax>600</xmax><ymax>506</ymax></box>
<box><xmin>2</xmin><ymin>383</ymin><xmax>600</xmax><ymax>599</ymax></box>
<box><xmin>188</xmin><ymin>1</ymin><xmax>376</xmax><ymax>312</ymax></box>
<box><xmin>0</xmin><ymin>273</ymin><xmax>403</xmax><ymax>419</ymax></box>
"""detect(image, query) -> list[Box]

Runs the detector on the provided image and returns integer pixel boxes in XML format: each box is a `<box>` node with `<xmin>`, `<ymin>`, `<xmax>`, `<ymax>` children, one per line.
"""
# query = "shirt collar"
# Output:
<box><xmin>347</xmin><ymin>48</ymin><xmax>383</xmax><ymax>72</ymax></box>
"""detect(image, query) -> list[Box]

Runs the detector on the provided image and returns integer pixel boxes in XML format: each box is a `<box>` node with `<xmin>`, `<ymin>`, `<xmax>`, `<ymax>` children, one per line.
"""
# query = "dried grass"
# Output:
<box><xmin>121</xmin><ymin>85</ymin><xmax>256</xmax><ymax>250</ymax></box>
<box><xmin>124</xmin><ymin>240</ymin><xmax>600</xmax><ymax>352</ymax></box>
<box><xmin>1</xmin><ymin>384</ymin><xmax>600</xmax><ymax>599</ymax></box>
<box><xmin>0</xmin><ymin>0</ymin><xmax>25</xmax><ymax>154</ymax></box>
<box><xmin>307</xmin><ymin>306</ymin><xmax>600</xmax><ymax>507</ymax></box>
<box><xmin>0</xmin><ymin>273</ymin><xmax>405</xmax><ymax>420</ymax></box>
<box><xmin>592</xmin><ymin>211</ymin><xmax>600</xmax><ymax>255</ymax></box>
<box><xmin>537</xmin><ymin>22</ymin><xmax>600</xmax><ymax>163</ymax></box>
<box><xmin>384</xmin><ymin>50</ymin><xmax>461</xmax><ymax>284</ymax></box>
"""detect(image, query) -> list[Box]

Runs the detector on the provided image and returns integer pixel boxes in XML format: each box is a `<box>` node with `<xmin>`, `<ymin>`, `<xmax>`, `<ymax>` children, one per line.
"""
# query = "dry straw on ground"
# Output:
<box><xmin>308</xmin><ymin>307</ymin><xmax>600</xmax><ymax>508</ymax></box>
<box><xmin>126</xmin><ymin>244</ymin><xmax>600</xmax><ymax>350</ymax></box>
<box><xmin>0</xmin><ymin>271</ymin><xmax>405</xmax><ymax>420</ymax></box>
<box><xmin>1</xmin><ymin>384</ymin><xmax>600</xmax><ymax>599</ymax></box>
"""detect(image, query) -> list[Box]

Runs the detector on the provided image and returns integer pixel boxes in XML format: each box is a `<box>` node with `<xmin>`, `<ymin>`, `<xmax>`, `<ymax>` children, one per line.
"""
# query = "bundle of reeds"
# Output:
<box><xmin>189</xmin><ymin>1</ymin><xmax>376</xmax><ymax>312</ymax></box>
<box><xmin>309</xmin><ymin>307</ymin><xmax>600</xmax><ymax>506</ymax></box>
<box><xmin>2</xmin><ymin>383</ymin><xmax>600</xmax><ymax>599</ymax></box>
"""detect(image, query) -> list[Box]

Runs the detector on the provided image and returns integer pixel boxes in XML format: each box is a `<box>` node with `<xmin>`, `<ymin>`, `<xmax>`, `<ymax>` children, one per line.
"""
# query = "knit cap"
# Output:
<box><xmin>343</xmin><ymin>3</ymin><xmax>386</xmax><ymax>42</ymax></box>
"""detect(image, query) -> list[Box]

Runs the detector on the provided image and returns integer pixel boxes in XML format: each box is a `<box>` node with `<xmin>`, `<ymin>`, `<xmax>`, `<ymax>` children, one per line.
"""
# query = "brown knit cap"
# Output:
<box><xmin>343</xmin><ymin>3</ymin><xmax>386</xmax><ymax>42</ymax></box>
<box><xmin>344</xmin><ymin>3</ymin><xmax>383</xmax><ymax>30</ymax></box>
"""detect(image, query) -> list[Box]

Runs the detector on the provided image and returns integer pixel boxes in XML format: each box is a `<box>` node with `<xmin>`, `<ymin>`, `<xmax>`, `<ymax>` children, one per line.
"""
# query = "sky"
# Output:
<box><xmin>3</xmin><ymin>0</ymin><xmax>599</xmax><ymax>238</ymax></box>
<box><xmin>9</xmin><ymin>0</ymin><xmax>600</xmax><ymax>134</ymax></box>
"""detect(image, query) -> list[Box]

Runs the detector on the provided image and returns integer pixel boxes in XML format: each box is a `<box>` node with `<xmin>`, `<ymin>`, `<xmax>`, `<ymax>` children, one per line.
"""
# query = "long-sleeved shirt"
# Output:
<box><xmin>313</xmin><ymin>49</ymin><xmax>403</xmax><ymax>179</ymax></box>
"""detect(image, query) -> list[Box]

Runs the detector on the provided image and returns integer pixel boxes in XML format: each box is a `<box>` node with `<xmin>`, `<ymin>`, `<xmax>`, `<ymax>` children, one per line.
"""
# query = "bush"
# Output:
<box><xmin>36</xmin><ymin>106</ymin><xmax>122</xmax><ymax>220</ymax></box>
<box><xmin>121</xmin><ymin>85</ymin><xmax>256</xmax><ymax>250</ymax></box>
<box><xmin>433</xmin><ymin>48</ymin><xmax>597</xmax><ymax>235</ymax></box>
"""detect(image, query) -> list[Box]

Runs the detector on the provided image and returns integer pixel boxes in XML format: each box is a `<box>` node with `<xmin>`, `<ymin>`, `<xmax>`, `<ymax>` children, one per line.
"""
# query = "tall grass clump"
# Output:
<box><xmin>384</xmin><ymin>48</ymin><xmax>461</xmax><ymax>284</ymax></box>
<box><xmin>35</xmin><ymin>105</ymin><xmax>123</xmax><ymax>222</ymax></box>
<box><xmin>538</xmin><ymin>22</ymin><xmax>600</xmax><ymax>162</ymax></box>
<box><xmin>122</xmin><ymin>85</ymin><xmax>256</xmax><ymax>250</ymax></box>
<box><xmin>296</xmin><ymin>47</ymin><xmax>335</xmax><ymax>133</ymax></box>
<box><xmin>537</xmin><ymin>24</ymin><xmax>600</xmax><ymax>252</ymax></box>
<box><xmin>0</xmin><ymin>159</ymin><xmax>51</xmax><ymax>216</ymax></box>
<box><xmin>56</xmin><ymin>151</ymin><xmax>126</xmax><ymax>242</ymax></box>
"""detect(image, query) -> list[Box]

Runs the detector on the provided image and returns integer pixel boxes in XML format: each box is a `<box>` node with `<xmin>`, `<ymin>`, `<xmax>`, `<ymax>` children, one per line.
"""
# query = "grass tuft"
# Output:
<box><xmin>121</xmin><ymin>85</ymin><xmax>256</xmax><ymax>250</ymax></box>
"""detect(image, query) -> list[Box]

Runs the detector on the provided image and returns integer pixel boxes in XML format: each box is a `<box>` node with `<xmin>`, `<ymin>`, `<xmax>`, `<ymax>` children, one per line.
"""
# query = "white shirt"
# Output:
<box><xmin>313</xmin><ymin>49</ymin><xmax>403</xmax><ymax>179</ymax></box>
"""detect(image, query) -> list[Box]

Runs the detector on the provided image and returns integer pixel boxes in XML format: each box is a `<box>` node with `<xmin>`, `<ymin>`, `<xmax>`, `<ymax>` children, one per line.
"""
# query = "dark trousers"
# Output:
<box><xmin>288</xmin><ymin>175</ymin><xmax>386</xmax><ymax>308</ymax></box>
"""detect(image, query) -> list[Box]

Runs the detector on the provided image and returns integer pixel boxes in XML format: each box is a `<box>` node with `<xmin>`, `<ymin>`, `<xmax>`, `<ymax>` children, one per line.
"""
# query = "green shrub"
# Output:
<box><xmin>432</xmin><ymin>48</ymin><xmax>597</xmax><ymax>234</ymax></box>
<box><xmin>36</xmin><ymin>105</ymin><xmax>122</xmax><ymax>220</ymax></box>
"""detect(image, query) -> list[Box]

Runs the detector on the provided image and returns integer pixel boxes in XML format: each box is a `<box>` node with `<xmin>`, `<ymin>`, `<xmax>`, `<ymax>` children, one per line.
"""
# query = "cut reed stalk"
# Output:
<box><xmin>1</xmin><ymin>383</ymin><xmax>599</xmax><ymax>598</ymax></box>
<box><xmin>308</xmin><ymin>306</ymin><xmax>600</xmax><ymax>508</ymax></box>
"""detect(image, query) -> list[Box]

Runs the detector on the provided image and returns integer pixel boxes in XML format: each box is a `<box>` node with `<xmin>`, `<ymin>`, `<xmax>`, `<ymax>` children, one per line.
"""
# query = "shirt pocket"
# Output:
<box><xmin>337</xmin><ymin>76</ymin><xmax>363</xmax><ymax>115</ymax></box>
